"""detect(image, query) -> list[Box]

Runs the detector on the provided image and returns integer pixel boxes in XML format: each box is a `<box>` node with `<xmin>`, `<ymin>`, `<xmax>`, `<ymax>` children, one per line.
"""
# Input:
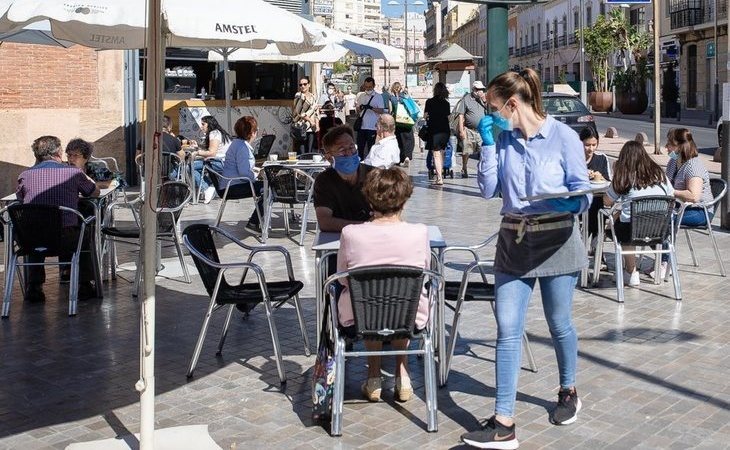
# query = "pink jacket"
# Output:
<box><xmin>336</xmin><ymin>221</ymin><xmax>431</xmax><ymax>329</ymax></box>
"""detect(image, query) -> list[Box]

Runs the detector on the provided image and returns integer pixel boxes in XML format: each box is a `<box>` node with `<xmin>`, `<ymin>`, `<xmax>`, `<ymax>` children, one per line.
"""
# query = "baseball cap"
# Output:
<box><xmin>472</xmin><ymin>80</ymin><xmax>486</xmax><ymax>90</ymax></box>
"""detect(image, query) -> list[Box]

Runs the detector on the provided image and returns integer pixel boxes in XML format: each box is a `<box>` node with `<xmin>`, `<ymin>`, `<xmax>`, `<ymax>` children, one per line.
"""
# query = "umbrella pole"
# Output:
<box><xmin>139</xmin><ymin>0</ymin><xmax>163</xmax><ymax>448</ymax></box>
<box><xmin>223</xmin><ymin>50</ymin><xmax>232</xmax><ymax>132</ymax></box>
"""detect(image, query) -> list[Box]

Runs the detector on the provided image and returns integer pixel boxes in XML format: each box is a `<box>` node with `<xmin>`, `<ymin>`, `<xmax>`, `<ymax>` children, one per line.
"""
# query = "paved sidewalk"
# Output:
<box><xmin>596</xmin><ymin>108</ymin><xmax>717</xmax><ymax>130</ymax></box>
<box><xmin>2</xmin><ymin>150</ymin><xmax>730</xmax><ymax>449</ymax></box>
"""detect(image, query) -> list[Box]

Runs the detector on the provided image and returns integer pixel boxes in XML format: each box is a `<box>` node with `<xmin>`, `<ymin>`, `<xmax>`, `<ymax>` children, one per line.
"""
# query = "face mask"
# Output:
<box><xmin>365</xmin><ymin>89</ymin><xmax>374</xmax><ymax>95</ymax></box>
<box><xmin>327</xmin><ymin>88</ymin><xmax>335</xmax><ymax>94</ymax></box>
<box><xmin>334</xmin><ymin>154</ymin><xmax>360</xmax><ymax>175</ymax></box>
<box><xmin>668</xmin><ymin>151</ymin><xmax>678</xmax><ymax>160</ymax></box>
<box><xmin>491</xmin><ymin>111</ymin><xmax>512</xmax><ymax>131</ymax></box>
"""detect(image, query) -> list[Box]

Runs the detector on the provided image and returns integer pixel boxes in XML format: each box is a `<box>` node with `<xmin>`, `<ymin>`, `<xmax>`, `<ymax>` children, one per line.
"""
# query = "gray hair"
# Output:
<box><xmin>32</xmin><ymin>135</ymin><xmax>62</xmax><ymax>161</ymax></box>
<box><xmin>377</xmin><ymin>114</ymin><xmax>396</xmax><ymax>134</ymax></box>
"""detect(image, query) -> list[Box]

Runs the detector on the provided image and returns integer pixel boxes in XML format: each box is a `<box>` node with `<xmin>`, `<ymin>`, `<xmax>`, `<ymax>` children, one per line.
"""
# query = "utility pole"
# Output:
<box><xmin>579</xmin><ymin>0</ymin><xmax>587</xmax><ymax>105</ymax></box>
<box><xmin>486</xmin><ymin>4</ymin><xmax>508</xmax><ymax>82</ymax></box>
<box><xmin>404</xmin><ymin>2</ymin><xmax>409</xmax><ymax>88</ymax></box>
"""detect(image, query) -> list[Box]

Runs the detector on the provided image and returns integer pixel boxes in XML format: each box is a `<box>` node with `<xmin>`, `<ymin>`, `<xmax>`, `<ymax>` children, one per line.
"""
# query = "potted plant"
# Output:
<box><xmin>608</xmin><ymin>9</ymin><xmax>651</xmax><ymax>114</ymax></box>
<box><xmin>578</xmin><ymin>14</ymin><xmax>614</xmax><ymax>112</ymax></box>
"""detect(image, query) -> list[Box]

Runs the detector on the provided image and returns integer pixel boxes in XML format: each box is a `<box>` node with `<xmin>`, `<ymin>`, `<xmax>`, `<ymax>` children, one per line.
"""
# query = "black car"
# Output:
<box><xmin>543</xmin><ymin>93</ymin><xmax>597</xmax><ymax>137</ymax></box>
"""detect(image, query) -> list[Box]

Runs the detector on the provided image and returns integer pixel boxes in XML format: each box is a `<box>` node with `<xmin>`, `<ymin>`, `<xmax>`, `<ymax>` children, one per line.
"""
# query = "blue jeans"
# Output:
<box><xmin>494</xmin><ymin>271</ymin><xmax>579</xmax><ymax>418</ymax></box>
<box><xmin>662</xmin><ymin>208</ymin><xmax>713</xmax><ymax>262</ymax></box>
<box><xmin>187</xmin><ymin>158</ymin><xmax>223</xmax><ymax>191</ymax></box>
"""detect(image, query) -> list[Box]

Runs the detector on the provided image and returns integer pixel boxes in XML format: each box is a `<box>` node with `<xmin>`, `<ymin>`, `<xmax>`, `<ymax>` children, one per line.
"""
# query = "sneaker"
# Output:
<box><xmin>461</xmin><ymin>170</ymin><xmax>469</xmax><ymax>178</ymax></box>
<box><xmin>203</xmin><ymin>186</ymin><xmax>216</xmax><ymax>204</ymax></box>
<box><xmin>549</xmin><ymin>387</ymin><xmax>582</xmax><ymax>425</ymax></box>
<box><xmin>361</xmin><ymin>377</ymin><xmax>382</xmax><ymax>402</ymax></box>
<box><xmin>403</xmin><ymin>157</ymin><xmax>410</xmax><ymax>168</ymax></box>
<box><xmin>245</xmin><ymin>221</ymin><xmax>261</xmax><ymax>234</ymax></box>
<box><xmin>623</xmin><ymin>270</ymin><xmax>640</xmax><ymax>287</ymax></box>
<box><xmin>394</xmin><ymin>376</ymin><xmax>413</xmax><ymax>402</ymax></box>
<box><xmin>461</xmin><ymin>416</ymin><xmax>519</xmax><ymax>449</ymax></box>
<box><xmin>649</xmin><ymin>261</ymin><xmax>668</xmax><ymax>279</ymax></box>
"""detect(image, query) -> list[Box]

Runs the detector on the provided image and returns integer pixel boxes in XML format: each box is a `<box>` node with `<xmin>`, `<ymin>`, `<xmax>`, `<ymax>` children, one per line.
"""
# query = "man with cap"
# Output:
<box><xmin>454</xmin><ymin>80</ymin><xmax>488</xmax><ymax>178</ymax></box>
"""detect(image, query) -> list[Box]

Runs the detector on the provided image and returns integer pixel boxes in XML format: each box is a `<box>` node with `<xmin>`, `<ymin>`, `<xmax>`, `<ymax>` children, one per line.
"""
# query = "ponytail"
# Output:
<box><xmin>487</xmin><ymin>68</ymin><xmax>545</xmax><ymax>119</ymax></box>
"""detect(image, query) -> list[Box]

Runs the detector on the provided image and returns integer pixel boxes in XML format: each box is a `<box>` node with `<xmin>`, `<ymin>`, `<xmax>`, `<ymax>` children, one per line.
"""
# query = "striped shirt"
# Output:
<box><xmin>17</xmin><ymin>160</ymin><xmax>96</xmax><ymax>226</ymax></box>
<box><xmin>666</xmin><ymin>157</ymin><xmax>713</xmax><ymax>208</ymax></box>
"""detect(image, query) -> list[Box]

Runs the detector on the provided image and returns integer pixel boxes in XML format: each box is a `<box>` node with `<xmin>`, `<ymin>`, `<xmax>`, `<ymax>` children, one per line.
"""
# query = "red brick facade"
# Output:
<box><xmin>0</xmin><ymin>43</ymin><xmax>100</xmax><ymax>109</ymax></box>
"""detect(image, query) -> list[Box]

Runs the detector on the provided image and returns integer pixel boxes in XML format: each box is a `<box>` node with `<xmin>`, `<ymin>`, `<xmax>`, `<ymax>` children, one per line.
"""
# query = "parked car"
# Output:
<box><xmin>542</xmin><ymin>92</ymin><xmax>598</xmax><ymax>137</ymax></box>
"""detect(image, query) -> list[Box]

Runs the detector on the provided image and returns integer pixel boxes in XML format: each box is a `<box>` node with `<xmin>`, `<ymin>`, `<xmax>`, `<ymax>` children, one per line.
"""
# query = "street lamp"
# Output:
<box><xmin>387</xmin><ymin>0</ymin><xmax>424</xmax><ymax>88</ymax></box>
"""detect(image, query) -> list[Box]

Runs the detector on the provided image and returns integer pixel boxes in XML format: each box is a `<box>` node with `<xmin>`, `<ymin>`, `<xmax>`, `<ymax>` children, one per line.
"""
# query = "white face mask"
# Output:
<box><xmin>365</xmin><ymin>89</ymin><xmax>374</xmax><ymax>95</ymax></box>
<box><xmin>327</xmin><ymin>88</ymin><xmax>335</xmax><ymax>94</ymax></box>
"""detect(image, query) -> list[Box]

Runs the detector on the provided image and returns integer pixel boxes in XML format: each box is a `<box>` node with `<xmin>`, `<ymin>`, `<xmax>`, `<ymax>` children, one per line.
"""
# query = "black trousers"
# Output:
<box><xmin>356</xmin><ymin>129</ymin><xmax>377</xmax><ymax>159</ymax></box>
<box><xmin>294</xmin><ymin>132</ymin><xmax>316</xmax><ymax>155</ymax></box>
<box><xmin>27</xmin><ymin>226</ymin><xmax>95</xmax><ymax>285</ymax></box>
<box><xmin>226</xmin><ymin>180</ymin><xmax>265</xmax><ymax>224</ymax></box>
<box><xmin>395</xmin><ymin>127</ymin><xmax>414</xmax><ymax>162</ymax></box>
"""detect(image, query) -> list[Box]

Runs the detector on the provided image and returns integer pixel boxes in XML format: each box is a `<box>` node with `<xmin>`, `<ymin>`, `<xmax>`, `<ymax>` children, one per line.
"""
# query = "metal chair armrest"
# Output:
<box><xmin>439</xmin><ymin>232</ymin><xmax>498</xmax><ymax>266</ymax></box>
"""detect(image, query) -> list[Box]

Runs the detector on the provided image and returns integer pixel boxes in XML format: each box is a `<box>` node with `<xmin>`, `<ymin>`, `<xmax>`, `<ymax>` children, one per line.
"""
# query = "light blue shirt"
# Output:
<box><xmin>477</xmin><ymin>115</ymin><xmax>591</xmax><ymax>215</ymax></box>
<box><xmin>222</xmin><ymin>139</ymin><xmax>256</xmax><ymax>188</ymax></box>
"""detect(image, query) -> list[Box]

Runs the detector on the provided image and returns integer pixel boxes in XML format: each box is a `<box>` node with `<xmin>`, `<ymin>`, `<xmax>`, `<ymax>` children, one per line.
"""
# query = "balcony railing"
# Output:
<box><xmin>558</xmin><ymin>35</ymin><xmax>566</xmax><ymax>47</ymax></box>
<box><xmin>668</xmin><ymin>0</ymin><xmax>727</xmax><ymax>30</ymax></box>
<box><xmin>508</xmin><ymin>46</ymin><xmax>514</xmax><ymax>56</ymax></box>
<box><xmin>568</xmin><ymin>34</ymin><xmax>575</xmax><ymax>45</ymax></box>
<box><xmin>543</xmin><ymin>41</ymin><xmax>550</xmax><ymax>50</ymax></box>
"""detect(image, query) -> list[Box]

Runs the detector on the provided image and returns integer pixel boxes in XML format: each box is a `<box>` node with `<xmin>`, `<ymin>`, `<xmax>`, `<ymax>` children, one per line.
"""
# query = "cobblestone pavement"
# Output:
<box><xmin>2</xmin><ymin>149</ymin><xmax>730</xmax><ymax>449</ymax></box>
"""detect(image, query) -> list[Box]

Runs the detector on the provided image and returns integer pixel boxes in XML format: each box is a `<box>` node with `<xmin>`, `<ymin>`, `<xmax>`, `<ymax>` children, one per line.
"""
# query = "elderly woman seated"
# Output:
<box><xmin>335</xmin><ymin>166</ymin><xmax>431</xmax><ymax>403</ymax></box>
<box><xmin>65</xmin><ymin>138</ymin><xmax>116</xmax><ymax>189</ymax></box>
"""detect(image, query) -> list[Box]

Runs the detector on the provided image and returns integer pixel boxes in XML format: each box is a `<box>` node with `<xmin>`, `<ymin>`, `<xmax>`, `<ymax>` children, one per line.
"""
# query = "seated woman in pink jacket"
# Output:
<box><xmin>336</xmin><ymin>167</ymin><xmax>431</xmax><ymax>403</ymax></box>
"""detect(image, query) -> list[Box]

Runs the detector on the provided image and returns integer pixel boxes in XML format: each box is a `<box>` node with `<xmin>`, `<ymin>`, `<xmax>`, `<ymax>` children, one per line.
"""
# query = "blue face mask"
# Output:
<box><xmin>668</xmin><ymin>151</ymin><xmax>678</xmax><ymax>160</ymax></box>
<box><xmin>491</xmin><ymin>111</ymin><xmax>512</xmax><ymax>131</ymax></box>
<box><xmin>334</xmin><ymin>154</ymin><xmax>360</xmax><ymax>174</ymax></box>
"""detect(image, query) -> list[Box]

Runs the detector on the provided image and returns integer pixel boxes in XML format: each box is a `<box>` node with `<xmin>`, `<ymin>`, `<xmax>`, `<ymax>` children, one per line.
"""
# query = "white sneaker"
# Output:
<box><xmin>403</xmin><ymin>157</ymin><xmax>410</xmax><ymax>168</ymax></box>
<box><xmin>203</xmin><ymin>186</ymin><xmax>216</xmax><ymax>204</ymax></box>
<box><xmin>649</xmin><ymin>262</ymin><xmax>668</xmax><ymax>279</ymax></box>
<box><xmin>624</xmin><ymin>270</ymin><xmax>640</xmax><ymax>287</ymax></box>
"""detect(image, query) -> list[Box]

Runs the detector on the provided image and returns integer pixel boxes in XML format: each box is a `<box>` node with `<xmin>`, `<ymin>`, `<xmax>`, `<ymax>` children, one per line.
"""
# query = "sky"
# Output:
<box><xmin>381</xmin><ymin>0</ymin><xmax>429</xmax><ymax>18</ymax></box>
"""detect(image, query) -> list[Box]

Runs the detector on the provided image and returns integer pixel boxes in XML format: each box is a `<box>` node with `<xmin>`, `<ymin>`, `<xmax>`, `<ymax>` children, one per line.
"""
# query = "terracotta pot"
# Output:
<box><xmin>616</xmin><ymin>92</ymin><xmax>648</xmax><ymax>114</ymax></box>
<box><xmin>589</xmin><ymin>91</ymin><xmax>613</xmax><ymax>112</ymax></box>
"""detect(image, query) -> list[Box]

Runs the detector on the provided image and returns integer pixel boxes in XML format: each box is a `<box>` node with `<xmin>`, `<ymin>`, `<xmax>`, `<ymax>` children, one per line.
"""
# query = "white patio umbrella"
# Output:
<box><xmin>0</xmin><ymin>1</ymin><xmax>324</xmax><ymax>449</ymax></box>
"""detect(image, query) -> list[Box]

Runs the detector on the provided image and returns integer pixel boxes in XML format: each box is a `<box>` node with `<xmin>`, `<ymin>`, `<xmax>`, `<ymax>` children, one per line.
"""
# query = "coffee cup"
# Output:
<box><xmin>312</xmin><ymin>154</ymin><xmax>323</xmax><ymax>162</ymax></box>
<box><xmin>287</xmin><ymin>152</ymin><xmax>297</xmax><ymax>161</ymax></box>
<box><xmin>269</xmin><ymin>154</ymin><xmax>278</xmax><ymax>161</ymax></box>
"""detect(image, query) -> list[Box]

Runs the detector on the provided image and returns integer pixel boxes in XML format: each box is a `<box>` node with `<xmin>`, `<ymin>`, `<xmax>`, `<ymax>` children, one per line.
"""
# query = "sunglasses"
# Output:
<box><xmin>299</xmin><ymin>82</ymin><xmax>309</xmax><ymax>86</ymax></box>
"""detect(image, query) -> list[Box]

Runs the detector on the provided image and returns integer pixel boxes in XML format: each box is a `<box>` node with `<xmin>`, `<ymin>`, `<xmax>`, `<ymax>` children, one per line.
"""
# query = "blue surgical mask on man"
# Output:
<box><xmin>334</xmin><ymin>154</ymin><xmax>360</xmax><ymax>174</ymax></box>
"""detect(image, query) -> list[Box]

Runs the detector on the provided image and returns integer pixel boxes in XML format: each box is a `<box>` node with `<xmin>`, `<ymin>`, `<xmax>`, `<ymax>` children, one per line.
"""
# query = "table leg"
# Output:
<box><xmin>314</xmin><ymin>250</ymin><xmax>323</xmax><ymax>349</ymax></box>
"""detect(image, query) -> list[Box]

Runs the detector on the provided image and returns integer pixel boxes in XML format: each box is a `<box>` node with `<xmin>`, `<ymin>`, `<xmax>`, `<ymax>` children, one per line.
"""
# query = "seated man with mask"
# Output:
<box><xmin>313</xmin><ymin>125</ymin><xmax>374</xmax><ymax>232</ymax></box>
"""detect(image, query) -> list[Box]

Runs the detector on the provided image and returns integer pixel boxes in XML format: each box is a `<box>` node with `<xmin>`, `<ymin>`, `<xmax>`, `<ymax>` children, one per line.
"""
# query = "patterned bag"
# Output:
<box><xmin>312</xmin><ymin>299</ymin><xmax>336</xmax><ymax>421</ymax></box>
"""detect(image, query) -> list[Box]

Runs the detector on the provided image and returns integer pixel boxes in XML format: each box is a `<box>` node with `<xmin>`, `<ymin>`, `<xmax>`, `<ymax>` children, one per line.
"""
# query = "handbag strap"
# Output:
<box><xmin>358</xmin><ymin>95</ymin><xmax>375</xmax><ymax>119</ymax></box>
<box><xmin>319</xmin><ymin>286</ymin><xmax>332</xmax><ymax>343</ymax></box>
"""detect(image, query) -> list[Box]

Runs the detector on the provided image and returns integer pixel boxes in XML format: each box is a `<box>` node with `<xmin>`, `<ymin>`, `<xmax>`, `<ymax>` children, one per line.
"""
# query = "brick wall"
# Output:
<box><xmin>0</xmin><ymin>44</ymin><xmax>125</xmax><ymax>196</ymax></box>
<box><xmin>0</xmin><ymin>43</ymin><xmax>100</xmax><ymax>109</ymax></box>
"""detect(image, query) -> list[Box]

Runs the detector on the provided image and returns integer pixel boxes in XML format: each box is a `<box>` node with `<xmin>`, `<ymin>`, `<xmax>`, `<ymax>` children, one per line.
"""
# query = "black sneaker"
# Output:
<box><xmin>25</xmin><ymin>284</ymin><xmax>46</xmax><ymax>302</ymax></box>
<box><xmin>461</xmin><ymin>416</ymin><xmax>519</xmax><ymax>449</ymax></box>
<box><xmin>245</xmin><ymin>221</ymin><xmax>261</xmax><ymax>233</ymax></box>
<box><xmin>461</xmin><ymin>170</ymin><xmax>469</xmax><ymax>179</ymax></box>
<box><xmin>549</xmin><ymin>387</ymin><xmax>582</xmax><ymax>425</ymax></box>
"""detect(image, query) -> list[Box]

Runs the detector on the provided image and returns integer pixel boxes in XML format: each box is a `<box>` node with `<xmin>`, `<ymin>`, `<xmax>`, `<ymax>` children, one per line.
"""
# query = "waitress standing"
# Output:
<box><xmin>461</xmin><ymin>68</ymin><xmax>591</xmax><ymax>450</ymax></box>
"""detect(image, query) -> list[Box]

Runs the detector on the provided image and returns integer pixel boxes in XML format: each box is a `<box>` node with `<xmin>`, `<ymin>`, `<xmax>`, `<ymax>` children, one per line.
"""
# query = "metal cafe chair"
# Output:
<box><xmin>261</xmin><ymin>165</ymin><xmax>316</xmax><ymax>246</ymax></box>
<box><xmin>594</xmin><ymin>196</ymin><xmax>682</xmax><ymax>303</ymax></box>
<box><xmin>182</xmin><ymin>224</ymin><xmax>311</xmax><ymax>383</ymax></box>
<box><xmin>323</xmin><ymin>265</ymin><xmax>442</xmax><ymax>436</ymax></box>
<box><xmin>102</xmin><ymin>181</ymin><xmax>191</xmax><ymax>297</ymax></box>
<box><xmin>674</xmin><ymin>178</ymin><xmax>727</xmax><ymax>277</ymax></box>
<box><xmin>438</xmin><ymin>233</ymin><xmax>538</xmax><ymax>385</ymax></box>
<box><xmin>1</xmin><ymin>204</ymin><xmax>99</xmax><ymax>316</ymax></box>
<box><xmin>200</xmin><ymin>163</ymin><xmax>263</xmax><ymax>228</ymax></box>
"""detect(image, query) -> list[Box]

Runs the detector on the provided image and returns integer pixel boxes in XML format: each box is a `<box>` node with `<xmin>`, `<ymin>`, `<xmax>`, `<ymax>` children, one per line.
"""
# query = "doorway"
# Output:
<box><xmin>687</xmin><ymin>44</ymin><xmax>697</xmax><ymax>108</ymax></box>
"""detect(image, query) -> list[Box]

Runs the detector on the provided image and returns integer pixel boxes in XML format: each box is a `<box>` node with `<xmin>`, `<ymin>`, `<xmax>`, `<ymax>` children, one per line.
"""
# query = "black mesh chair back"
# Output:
<box><xmin>161</xmin><ymin>152</ymin><xmax>181</xmax><ymax>181</ymax></box>
<box><xmin>710</xmin><ymin>178</ymin><xmax>727</xmax><ymax>202</ymax></box>
<box><xmin>629</xmin><ymin>196</ymin><xmax>674</xmax><ymax>246</ymax></box>
<box><xmin>255</xmin><ymin>135</ymin><xmax>276</xmax><ymax>159</ymax></box>
<box><xmin>8</xmin><ymin>204</ymin><xmax>67</xmax><ymax>256</ymax></box>
<box><xmin>347</xmin><ymin>265</ymin><xmax>425</xmax><ymax>341</ymax></box>
<box><xmin>182</xmin><ymin>224</ymin><xmax>223</xmax><ymax>297</ymax></box>
<box><xmin>157</xmin><ymin>181</ymin><xmax>190</xmax><ymax>233</ymax></box>
<box><xmin>262</xmin><ymin>165</ymin><xmax>312</xmax><ymax>204</ymax></box>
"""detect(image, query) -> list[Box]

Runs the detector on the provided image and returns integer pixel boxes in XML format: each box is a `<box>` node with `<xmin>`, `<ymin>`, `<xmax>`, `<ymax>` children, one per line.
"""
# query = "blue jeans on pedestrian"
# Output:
<box><xmin>188</xmin><ymin>158</ymin><xmax>223</xmax><ymax>191</ymax></box>
<box><xmin>662</xmin><ymin>208</ymin><xmax>713</xmax><ymax>262</ymax></box>
<box><xmin>494</xmin><ymin>270</ymin><xmax>579</xmax><ymax>418</ymax></box>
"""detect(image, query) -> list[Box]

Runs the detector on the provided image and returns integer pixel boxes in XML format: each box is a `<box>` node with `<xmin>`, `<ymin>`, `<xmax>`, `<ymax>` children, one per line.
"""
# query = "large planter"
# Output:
<box><xmin>589</xmin><ymin>91</ymin><xmax>613</xmax><ymax>112</ymax></box>
<box><xmin>616</xmin><ymin>91</ymin><xmax>648</xmax><ymax>114</ymax></box>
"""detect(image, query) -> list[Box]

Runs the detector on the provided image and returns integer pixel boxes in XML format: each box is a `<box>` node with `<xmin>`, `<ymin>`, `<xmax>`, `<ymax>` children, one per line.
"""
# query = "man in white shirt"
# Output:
<box><xmin>363</xmin><ymin>114</ymin><xmax>400</xmax><ymax>169</ymax></box>
<box><xmin>355</xmin><ymin>76</ymin><xmax>386</xmax><ymax>159</ymax></box>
